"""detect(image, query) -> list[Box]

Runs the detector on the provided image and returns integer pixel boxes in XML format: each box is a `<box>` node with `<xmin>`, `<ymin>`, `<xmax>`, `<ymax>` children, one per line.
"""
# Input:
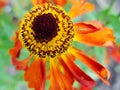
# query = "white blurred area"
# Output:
<box><xmin>90</xmin><ymin>0</ymin><xmax>120</xmax><ymax>14</ymax></box>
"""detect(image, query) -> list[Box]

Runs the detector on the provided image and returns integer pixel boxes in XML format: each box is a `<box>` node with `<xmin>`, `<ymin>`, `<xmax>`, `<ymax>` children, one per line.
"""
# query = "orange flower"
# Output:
<box><xmin>9</xmin><ymin>0</ymin><xmax>115</xmax><ymax>90</ymax></box>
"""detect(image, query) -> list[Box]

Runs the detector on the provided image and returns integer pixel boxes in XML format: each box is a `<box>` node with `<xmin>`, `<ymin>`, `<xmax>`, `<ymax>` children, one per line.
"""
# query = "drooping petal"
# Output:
<box><xmin>74</xmin><ymin>21</ymin><xmax>115</xmax><ymax>47</ymax></box>
<box><xmin>9</xmin><ymin>40</ymin><xmax>31</xmax><ymax>70</ymax></box>
<box><xmin>61</xmin><ymin>54</ymin><xmax>96</xmax><ymax>88</ymax></box>
<box><xmin>31</xmin><ymin>0</ymin><xmax>48</xmax><ymax>6</ymax></box>
<box><xmin>69</xmin><ymin>0</ymin><xmax>94</xmax><ymax>18</ymax></box>
<box><xmin>53</xmin><ymin>0</ymin><xmax>67</xmax><ymax>6</ymax></box>
<box><xmin>49</xmin><ymin>62</ymin><xmax>60</xmax><ymax>90</ymax></box>
<box><xmin>69</xmin><ymin>46</ymin><xmax>111</xmax><ymax>86</ymax></box>
<box><xmin>60</xmin><ymin>55</ymin><xmax>75</xmax><ymax>84</ymax></box>
<box><xmin>24</xmin><ymin>58</ymin><xmax>46</xmax><ymax>90</ymax></box>
<box><xmin>49</xmin><ymin>59</ymin><xmax>73</xmax><ymax>90</ymax></box>
<box><xmin>0</xmin><ymin>0</ymin><xmax>9</xmax><ymax>8</ymax></box>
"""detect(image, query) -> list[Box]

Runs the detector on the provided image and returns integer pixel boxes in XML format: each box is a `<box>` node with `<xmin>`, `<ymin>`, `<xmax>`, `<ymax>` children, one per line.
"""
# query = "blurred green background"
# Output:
<box><xmin>0</xmin><ymin>0</ymin><xmax>120</xmax><ymax>90</ymax></box>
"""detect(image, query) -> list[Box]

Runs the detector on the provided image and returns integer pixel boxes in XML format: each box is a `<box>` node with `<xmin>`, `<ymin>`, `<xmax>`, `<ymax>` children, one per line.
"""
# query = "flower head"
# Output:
<box><xmin>9</xmin><ymin>0</ymin><xmax>115</xmax><ymax>90</ymax></box>
<box><xmin>19</xmin><ymin>3</ymin><xmax>74</xmax><ymax>58</ymax></box>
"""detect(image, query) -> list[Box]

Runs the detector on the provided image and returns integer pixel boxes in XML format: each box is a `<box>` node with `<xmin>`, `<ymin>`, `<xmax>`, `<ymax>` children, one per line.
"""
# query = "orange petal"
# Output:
<box><xmin>9</xmin><ymin>40</ymin><xmax>22</xmax><ymax>57</ymax></box>
<box><xmin>49</xmin><ymin>63</ymin><xmax>60</xmax><ymax>90</ymax></box>
<box><xmin>74</xmin><ymin>21</ymin><xmax>104</xmax><ymax>34</ymax></box>
<box><xmin>73</xmin><ymin>22</ymin><xmax>99</xmax><ymax>34</ymax></box>
<box><xmin>12</xmin><ymin>55</ymin><xmax>32</xmax><ymax>70</ymax></box>
<box><xmin>53</xmin><ymin>0</ymin><xmax>67</xmax><ymax>6</ymax></box>
<box><xmin>0</xmin><ymin>0</ymin><xmax>9</xmax><ymax>8</ymax></box>
<box><xmin>61</xmin><ymin>54</ymin><xmax>96</xmax><ymax>88</ymax></box>
<box><xmin>49</xmin><ymin>59</ymin><xmax>73</xmax><ymax>90</ymax></box>
<box><xmin>69</xmin><ymin>46</ymin><xmax>111</xmax><ymax>86</ymax></box>
<box><xmin>9</xmin><ymin>40</ymin><xmax>31</xmax><ymax>70</ymax></box>
<box><xmin>24</xmin><ymin>58</ymin><xmax>46</xmax><ymax>90</ymax></box>
<box><xmin>60</xmin><ymin>56</ymin><xmax>74</xmax><ymax>84</ymax></box>
<box><xmin>74</xmin><ymin>22</ymin><xmax>115</xmax><ymax>47</ymax></box>
<box><xmin>69</xmin><ymin>0</ymin><xmax>94</xmax><ymax>18</ymax></box>
<box><xmin>83</xmin><ymin>21</ymin><xmax>104</xmax><ymax>29</ymax></box>
<box><xmin>31</xmin><ymin>0</ymin><xmax>48</xmax><ymax>6</ymax></box>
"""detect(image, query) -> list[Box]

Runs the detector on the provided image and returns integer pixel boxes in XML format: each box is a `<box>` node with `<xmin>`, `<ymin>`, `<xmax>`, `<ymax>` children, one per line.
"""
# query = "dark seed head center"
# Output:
<box><xmin>32</xmin><ymin>13</ymin><xmax>58</xmax><ymax>43</ymax></box>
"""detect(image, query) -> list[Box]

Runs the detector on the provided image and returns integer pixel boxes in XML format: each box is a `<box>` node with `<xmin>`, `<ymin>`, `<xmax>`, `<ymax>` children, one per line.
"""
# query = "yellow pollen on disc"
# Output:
<box><xmin>19</xmin><ymin>3</ymin><xmax>74</xmax><ymax>58</ymax></box>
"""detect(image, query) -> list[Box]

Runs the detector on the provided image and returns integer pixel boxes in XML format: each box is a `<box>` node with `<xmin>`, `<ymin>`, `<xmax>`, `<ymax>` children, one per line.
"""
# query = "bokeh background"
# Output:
<box><xmin>0</xmin><ymin>0</ymin><xmax>120</xmax><ymax>90</ymax></box>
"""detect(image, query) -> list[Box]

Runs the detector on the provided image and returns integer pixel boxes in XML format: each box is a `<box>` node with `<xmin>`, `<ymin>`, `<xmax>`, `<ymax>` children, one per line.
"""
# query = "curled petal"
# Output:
<box><xmin>50</xmin><ymin>59</ymin><xmax>73</xmax><ymax>90</ymax></box>
<box><xmin>80</xmin><ymin>21</ymin><xmax>104</xmax><ymax>29</ymax></box>
<box><xmin>61</xmin><ymin>54</ymin><xmax>96</xmax><ymax>88</ymax></box>
<box><xmin>74</xmin><ymin>22</ymin><xmax>115</xmax><ymax>47</ymax></box>
<box><xmin>69</xmin><ymin>47</ymin><xmax>111</xmax><ymax>86</ymax></box>
<box><xmin>11</xmin><ymin>55</ymin><xmax>32</xmax><ymax>70</ymax></box>
<box><xmin>83</xmin><ymin>20</ymin><xmax>104</xmax><ymax>30</ymax></box>
<box><xmin>31</xmin><ymin>0</ymin><xmax>48</xmax><ymax>6</ymax></box>
<box><xmin>24</xmin><ymin>58</ymin><xmax>46</xmax><ymax>90</ymax></box>
<box><xmin>74</xmin><ymin>21</ymin><xmax>104</xmax><ymax>34</ymax></box>
<box><xmin>9</xmin><ymin>40</ymin><xmax>31</xmax><ymax>70</ymax></box>
<box><xmin>73</xmin><ymin>22</ymin><xmax>98</xmax><ymax>34</ymax></box>
<box><xmin>9</xmin><ymin>40</ymin><xmax>22</xmax><ymax>57</ymax></box>
<box><xmin>69</xmin><ymin>0</ymin><xmax>94</xmax><ymax>18</ymax></box>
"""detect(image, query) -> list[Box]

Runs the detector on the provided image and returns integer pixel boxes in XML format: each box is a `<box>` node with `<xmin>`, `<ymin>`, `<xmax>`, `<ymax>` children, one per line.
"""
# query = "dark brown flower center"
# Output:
<box><xmin>31</xmin><ymin>13</ymin><xmax>58</xmax><ymax>43</ymax></box>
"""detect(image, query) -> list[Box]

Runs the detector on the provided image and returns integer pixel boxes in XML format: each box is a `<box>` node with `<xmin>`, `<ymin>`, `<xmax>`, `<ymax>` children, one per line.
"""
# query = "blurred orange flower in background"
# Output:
<box><xmin>9</xmin><ymin>0</ymin><xmax>115</xmax><ymax>90</ymax></box>
<box><xmin>0</xmin><ymin>0</ymin><xmax>9</xmax><ymax>8</ymax></box>
<box><xmin>106</xmin><ymin>45</ymin><xmax>120</xmax><ymax>64</ymax></box>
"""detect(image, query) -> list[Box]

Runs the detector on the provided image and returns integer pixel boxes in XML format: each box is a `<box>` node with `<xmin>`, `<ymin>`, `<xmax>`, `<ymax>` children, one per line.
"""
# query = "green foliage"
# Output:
<box><xmin>0</xmin><ymin>1</ymin><xmax>28</xmax><ymax>90</ymax></box>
